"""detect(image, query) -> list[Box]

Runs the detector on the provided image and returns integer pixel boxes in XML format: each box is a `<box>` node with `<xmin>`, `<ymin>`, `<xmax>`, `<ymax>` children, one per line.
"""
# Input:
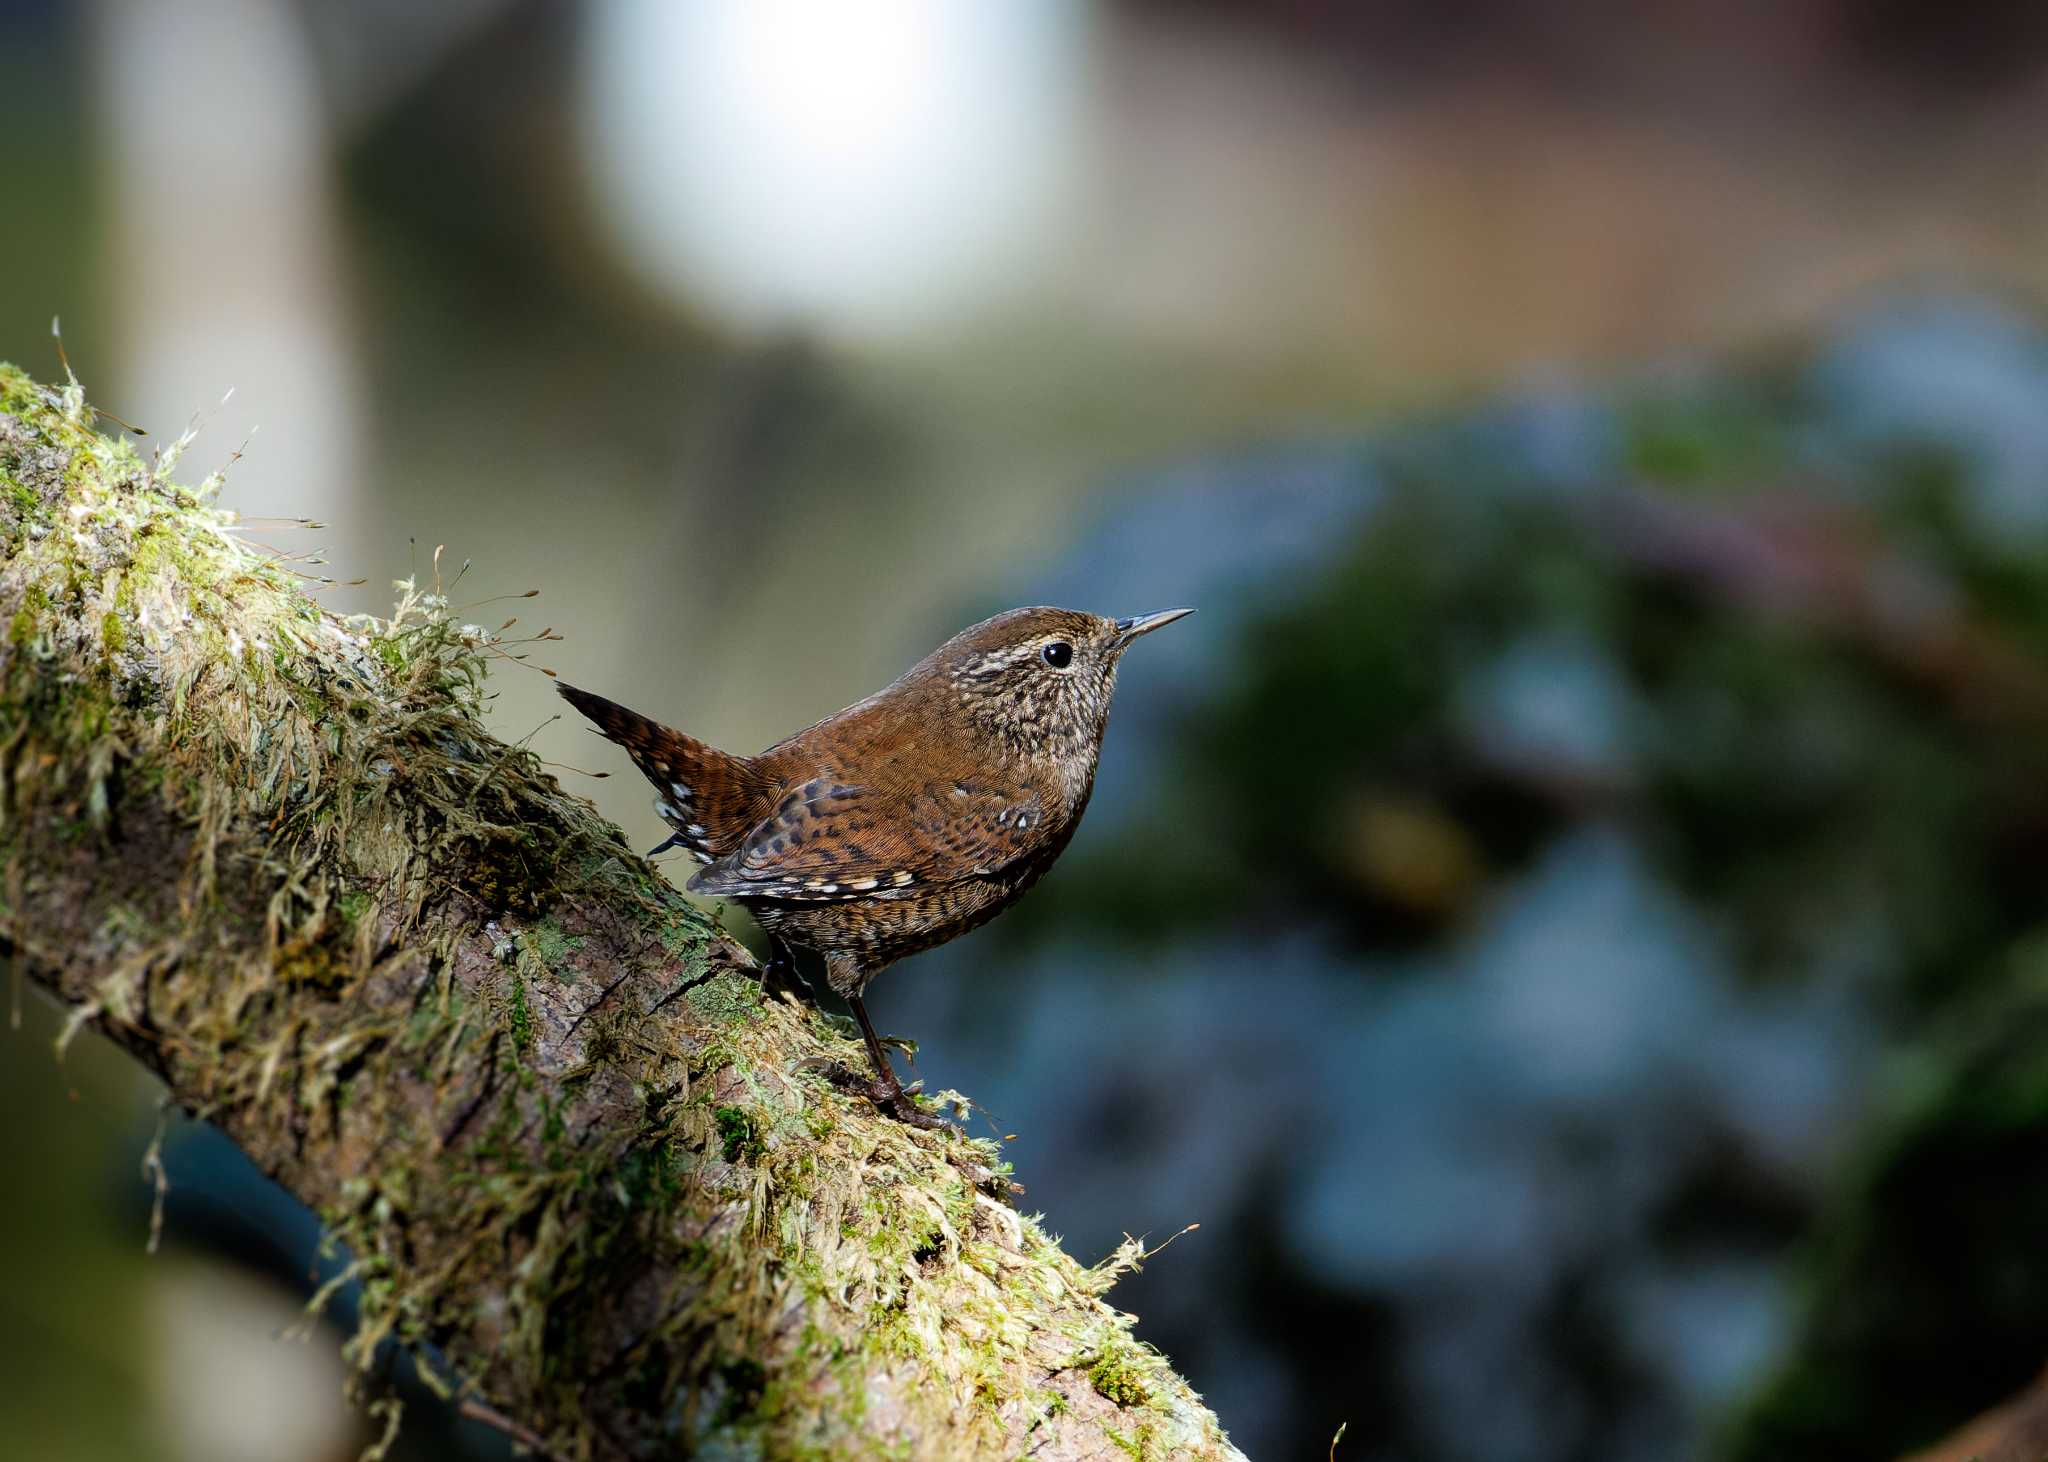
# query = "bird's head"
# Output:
<box><xmin>921</xmin><ymin>604</ymin><xmax>1193</xmax><ymax>787</ymax></box>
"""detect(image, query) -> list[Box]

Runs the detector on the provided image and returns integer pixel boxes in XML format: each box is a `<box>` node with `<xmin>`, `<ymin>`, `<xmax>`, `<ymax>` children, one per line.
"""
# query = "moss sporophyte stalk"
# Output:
<box><xmin>0</xmin><ymin>363</ymin><xmax>1242</xmax><ymax>1460</ymax></box>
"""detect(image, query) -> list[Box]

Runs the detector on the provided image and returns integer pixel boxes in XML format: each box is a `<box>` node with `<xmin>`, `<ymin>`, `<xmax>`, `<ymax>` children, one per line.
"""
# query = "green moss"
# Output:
<box><xmin>658</xmin><ymin>907</ymin><xmax>712</xmax><ymax>962</ymax></box>
<box><xmin>0</xmin><ymin>362</ymin><xmax>39</xmax><ymax>417</ymax></box>
<box><xmin>335</xmin><ymin>889</ymin><xmax>373</xmax><ymax>930</ymax></box>
<box><xmin>611</xmin><ymin>1141</ymin><xmax>689</xmax><ymax>1215</ymax></box>
<box><xmin>506</xmin><ymin>972</ymin><xmax>533</xmax><ymax>1052</ymax></box>
<box><xmin>685</xmin><ymin>970</ymin><xmax>765</xmax><ymax>1027</ymax></box>
<box><xmin>1088</xmin><ymin>1347</ymin><xmax>1151</xmax><ymax>1408</ymax></box>
<box><xmin>716</xmin><ymin>1106</ymin><xmax>765</xmax><ymax>1166</ymax></box>
<box><xmin>516</xmin><ymin>913</ymin><xmax>584</xmax><ymax>982</ymax></box>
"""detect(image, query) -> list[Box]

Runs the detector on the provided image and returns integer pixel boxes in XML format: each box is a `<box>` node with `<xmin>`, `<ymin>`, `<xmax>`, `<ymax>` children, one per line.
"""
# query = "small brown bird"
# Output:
<box><xmin>558</xmin><ymin>605</ymin><xmax>1192</xmax><ymax>1126</ymax></box>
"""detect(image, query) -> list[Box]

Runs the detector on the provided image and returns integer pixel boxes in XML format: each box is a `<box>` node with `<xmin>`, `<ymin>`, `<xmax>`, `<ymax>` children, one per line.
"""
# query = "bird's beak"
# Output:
<box><xmin>1112</xmin><ymin>607</ymin><xmax>1195</xmax><ymax>646</ymax></box>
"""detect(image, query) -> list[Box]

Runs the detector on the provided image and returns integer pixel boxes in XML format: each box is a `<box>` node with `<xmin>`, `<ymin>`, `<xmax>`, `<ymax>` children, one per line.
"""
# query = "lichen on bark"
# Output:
<box><xmin>0</xmin><ymin>361</ymin><xmax>1243</xmax><ymax>1462</ymax></box>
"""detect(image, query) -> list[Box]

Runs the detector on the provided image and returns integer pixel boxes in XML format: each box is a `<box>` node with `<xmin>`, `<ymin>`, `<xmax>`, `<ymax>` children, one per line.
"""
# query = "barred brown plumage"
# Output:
<box><xmin>557</xmin><ymin>604</ymin><xmax>1192</xmax><ymax>1128</ymax></box>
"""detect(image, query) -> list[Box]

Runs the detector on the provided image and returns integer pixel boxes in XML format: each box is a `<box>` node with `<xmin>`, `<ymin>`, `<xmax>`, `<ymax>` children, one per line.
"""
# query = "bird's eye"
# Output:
<box><xmin>1041</xmin><ymin>640</ymin><xmax>1074</xmax><ymax>669</ymax></box>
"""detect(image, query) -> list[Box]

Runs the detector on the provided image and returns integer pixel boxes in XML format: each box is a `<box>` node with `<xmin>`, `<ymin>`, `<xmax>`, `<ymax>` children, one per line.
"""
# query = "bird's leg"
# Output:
<box><xmin>849</xmin><ymin>994</ymin><xmax>952</xmax><ymax>1132</ymax></box>
<box><xmin>759</xmin><ymin>936</ymin><xmax>814</xmax><ymax>1004</ymax></box>
<box><xmin>849</xmin><ymin>994</ymin><xmax>898</xmax><ymax>1086</ymax></box>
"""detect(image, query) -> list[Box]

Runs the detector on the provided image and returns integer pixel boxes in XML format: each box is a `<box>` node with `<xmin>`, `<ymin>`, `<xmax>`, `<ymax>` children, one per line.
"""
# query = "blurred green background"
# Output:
<box><xmin>10</xmin><ymin>2</ymin><xmax>2048</xmax><ymax>1459</ymax></box>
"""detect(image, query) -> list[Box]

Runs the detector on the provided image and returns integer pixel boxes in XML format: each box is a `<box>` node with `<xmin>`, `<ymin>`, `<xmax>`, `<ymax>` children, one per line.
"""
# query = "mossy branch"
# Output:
<box><xmin>0</xmin><ymin>364</ymin><xmax>1242</xmax><ymax>1462</ymax></box>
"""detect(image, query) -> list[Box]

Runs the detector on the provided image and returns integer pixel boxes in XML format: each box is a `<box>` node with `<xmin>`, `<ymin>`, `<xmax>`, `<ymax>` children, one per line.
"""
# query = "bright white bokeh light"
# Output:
<box><xmin>580</xmin><ymin>0</ymin><xmax>1084</xmax><ymax>341</ymax></box>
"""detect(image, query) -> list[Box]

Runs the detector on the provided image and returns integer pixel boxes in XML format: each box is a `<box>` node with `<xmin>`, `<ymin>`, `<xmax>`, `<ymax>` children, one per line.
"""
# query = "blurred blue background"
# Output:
<box><xmin>9</xmin><ymin>2</ymin><xmax>2048</xmax><ymax>1459</ymax></box>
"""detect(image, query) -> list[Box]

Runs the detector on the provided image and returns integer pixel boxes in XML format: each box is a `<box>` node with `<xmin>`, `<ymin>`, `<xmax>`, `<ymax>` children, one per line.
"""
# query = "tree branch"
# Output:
<box><xmin>0</xmin><ymin>364</ymin><xmax>1242</xmax><ymax>1462</ymax></box>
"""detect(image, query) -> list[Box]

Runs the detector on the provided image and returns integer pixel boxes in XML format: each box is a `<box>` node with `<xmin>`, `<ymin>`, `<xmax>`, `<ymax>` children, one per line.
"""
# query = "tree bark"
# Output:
<box><xmin>1904</xmin><ymin>1366</ymin><xmax>2048</xmax><ymax>1462</ymax></box>
<box><xmin>0</xmin><ymin>364</ymin><xmax>1244</xmax><ymax>1462</ymax></box>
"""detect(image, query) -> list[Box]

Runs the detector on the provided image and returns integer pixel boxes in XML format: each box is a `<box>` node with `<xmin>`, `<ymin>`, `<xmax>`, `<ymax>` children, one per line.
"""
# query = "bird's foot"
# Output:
<box><xmin>868</xmin><ymin>1075</ymin><xmax>957</xmax><ymax>1132</ymax></box>
<box><xmin>808</xmin><ymin>1059</ymin><xmax>957</xmax><ymax>1131</ymax></box>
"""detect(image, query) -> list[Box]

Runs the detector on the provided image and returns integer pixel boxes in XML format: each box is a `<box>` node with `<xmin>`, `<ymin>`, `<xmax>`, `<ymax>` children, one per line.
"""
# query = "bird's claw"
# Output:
<box><xmin>873</xmin><ymin>1082</ymin><xmax>955</xmax><ymax>1132</ymax></box>
<box><xmin>805</xmin><ymin>1058</ymin><xmax>957</xmax><ymax>1131</ymax></box>
<box><xmin>861</xmin><ymin>1068</ymin><xmax>955</xmax><ymax>1131</ymax></box>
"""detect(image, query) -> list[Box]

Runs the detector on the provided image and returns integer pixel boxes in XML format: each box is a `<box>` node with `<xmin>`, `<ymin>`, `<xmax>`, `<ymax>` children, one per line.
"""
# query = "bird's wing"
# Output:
<box><xmin>686</xmin><ymin>775</ymin><xmax>1049</xmax><ymax>901</ymax></box>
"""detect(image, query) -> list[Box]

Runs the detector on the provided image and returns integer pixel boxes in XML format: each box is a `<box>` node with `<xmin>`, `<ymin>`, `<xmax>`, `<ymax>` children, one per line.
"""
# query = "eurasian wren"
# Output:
<box><xmin>557</xmin><ymin>605</ymin><xmax>1192</xmax><ymax>1127</ymax></box>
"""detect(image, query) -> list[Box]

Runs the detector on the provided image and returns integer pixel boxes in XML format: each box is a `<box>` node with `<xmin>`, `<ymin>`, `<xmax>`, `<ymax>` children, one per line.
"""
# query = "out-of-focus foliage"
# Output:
<box><xmin>1045</xmin><ymin>335</ymin><xmax>2048</xmax><ymax>991</ymax></box>
<box><xmin>894</xmin><ymin>297</ymin><xmax>2048</xmax><ymax>1461</ymax></box>
<box><xmin>1720</xmin><ymin>941</ymin><xmax>2048</xmax><ymax>1459</ymax></box>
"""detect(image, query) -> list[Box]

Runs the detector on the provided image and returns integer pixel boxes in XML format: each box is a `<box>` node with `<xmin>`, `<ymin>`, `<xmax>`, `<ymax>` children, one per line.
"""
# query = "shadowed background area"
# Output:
<box><xmin>9</xmin><ymin>1</ymin><xmax>2048</xmax><ymax>1459</ymax></box>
